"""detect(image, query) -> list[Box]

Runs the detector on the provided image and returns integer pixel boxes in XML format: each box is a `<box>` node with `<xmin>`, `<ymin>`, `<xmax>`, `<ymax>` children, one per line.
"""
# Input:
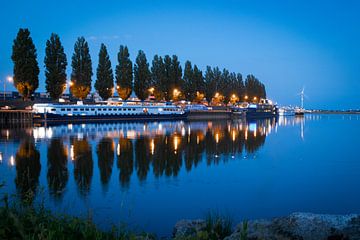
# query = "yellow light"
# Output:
<box><xmin>69</xmin><ymin>81</ymin><xmax>74</xmax><ymax>87</ymax></box>
<box><xmin>173</xmin><ymin>136</ymin><xmax>180</xmax><ymax>153</ymax></box>
<box><xmin>215</xmin><ymin>92</ymin><xmax>219</xmax><ymax>98</ymax></box>
<box><xmin>70</xmin><ymin>145</ymin><xmax>74</xmax><ymax>161</ymax></box>
<box><xmin>215</xmin><ymin>133</ymin><xmax>219</xmax><ymax>143</ymax></box>
<box><xmin>150</xmin><ymin>139</ymin><xmax>155</xmax><ymax>155</ymax></box>
<box><xmin>117</xmin><ymin>143</ymin><xmax>121</xmax><ymax>156</ymax></box>
<box><xmin>116</xmin><ymin>85</ymin><xmax>120</xmax><ymax>89</ymax></box>
<box><xmin>148</xmin><ymin>87</ymin><xmax>155</xmax><ymax>94</ymax></box>
<box><xmin>244</xmin><ymin>95</ymin><xmax>248</xmax><ymax>100</ymax></box>
<box><xmin>231</xmin><ymin>94</ymin><xmax>236</xmax><ymax>99</ymax></box>
<box><xmin>232</xmin><ymin>130</ymin><xmax>236</xmax><ymax>142</ymax></box>
<box><xmin>253</xmin><ymin>97</ymin><xmax>257</xmax><ymax>100</ymax></box>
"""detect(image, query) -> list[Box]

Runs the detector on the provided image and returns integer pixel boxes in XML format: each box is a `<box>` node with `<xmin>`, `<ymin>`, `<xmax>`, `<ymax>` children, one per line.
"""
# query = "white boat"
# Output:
<box><xmin>32</xmin><ymin>100</ymin><xmax>187</xmax><ymax>124</ymax></box>
<box><xmin>278</xmin><ymin>107</ymin><xmax>295</xmax><ymax>116</ymax></box>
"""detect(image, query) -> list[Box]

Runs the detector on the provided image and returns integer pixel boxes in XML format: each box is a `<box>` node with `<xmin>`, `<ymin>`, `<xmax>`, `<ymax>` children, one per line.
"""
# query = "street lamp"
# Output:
<box><xmin>173</xmin><ymin>88</ymin><xmax>180</xmax><ymax>100</ymax></box>
<box><xmin>148</xmin><ymin>87</ymin><xmax>155</xmax><ymax>95</ymax></box>
<box><xmin>3</xmin><ymin>76</ymin><xmax>13</xmax><ymax>101</ymax></box>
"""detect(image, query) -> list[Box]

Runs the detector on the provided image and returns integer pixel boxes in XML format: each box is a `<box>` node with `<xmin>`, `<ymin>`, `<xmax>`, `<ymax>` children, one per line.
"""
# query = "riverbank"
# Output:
<box><xmin>1</xmin><ymin>200</ymin><xmax>359</xmax><ymax>240</ymax></box>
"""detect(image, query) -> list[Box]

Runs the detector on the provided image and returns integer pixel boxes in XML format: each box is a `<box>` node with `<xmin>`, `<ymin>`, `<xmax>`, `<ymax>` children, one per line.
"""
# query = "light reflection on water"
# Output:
<box><xmin>1</xmin><ymin>114</ymin><xmax>360</xmax><ymax>236</ymax></box>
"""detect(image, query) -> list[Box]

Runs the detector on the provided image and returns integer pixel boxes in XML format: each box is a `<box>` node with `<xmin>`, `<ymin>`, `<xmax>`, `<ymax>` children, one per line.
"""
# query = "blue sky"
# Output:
<box><xmin>1</xmin><ymin>0</ymin><xmax>359</xmax><ymax>109</ymax></box>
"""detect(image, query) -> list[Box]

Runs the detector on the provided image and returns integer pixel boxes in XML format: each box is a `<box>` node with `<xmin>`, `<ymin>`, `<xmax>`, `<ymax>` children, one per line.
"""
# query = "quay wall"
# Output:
<box><xmin>0</xmin><ymin>110</ymin><xmax>33</xmax><ymax>124</ymax></box>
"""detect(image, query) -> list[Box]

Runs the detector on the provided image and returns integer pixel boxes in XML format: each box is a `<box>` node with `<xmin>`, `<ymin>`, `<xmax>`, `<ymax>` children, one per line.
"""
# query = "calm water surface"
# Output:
<box><xmin>0</xmin><ymin>115</ymin><xmax>360</xmax><ymax>236</ymax></box>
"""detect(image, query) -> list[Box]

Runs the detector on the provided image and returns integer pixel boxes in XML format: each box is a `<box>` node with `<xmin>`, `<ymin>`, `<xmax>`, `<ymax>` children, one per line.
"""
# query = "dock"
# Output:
<box><xmin>0</xmin><ymin>110</ymin><xmax>33</xmax><ymax>124</ymax></box>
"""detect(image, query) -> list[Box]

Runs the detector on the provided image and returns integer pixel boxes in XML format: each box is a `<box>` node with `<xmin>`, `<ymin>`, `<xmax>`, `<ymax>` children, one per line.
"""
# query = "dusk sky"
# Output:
<box><xmin>1</xmin><ymin>0</ymin><xmax>359</xmax><ymax>109</ymax></box>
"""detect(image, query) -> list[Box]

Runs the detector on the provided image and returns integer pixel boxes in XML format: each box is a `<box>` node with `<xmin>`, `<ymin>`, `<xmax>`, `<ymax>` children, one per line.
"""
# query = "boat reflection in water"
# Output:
<box><xmin>0</xmin><ymin>117</ymin><xmax>306</xmax><ymax>200</ymax></box>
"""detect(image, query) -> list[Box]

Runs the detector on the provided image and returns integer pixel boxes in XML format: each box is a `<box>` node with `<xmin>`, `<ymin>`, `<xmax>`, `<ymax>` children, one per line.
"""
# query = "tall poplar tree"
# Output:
<box><xmin>95</xmin><ymin>44</ymin><xmax>114</xmax><ymax>100</ymax></box>
<box><xmin>204</xmin><ymin>66</ymin><xmax>215</xmax><ymax>102</ymax></box>
<box><xmin>192</xmin><ymin>65</ymin><xmax>204</xmax><ymax>102</ymax></box>
<box><xmin>151</xmin><ymin>55</ymin><xmax>166</xmax><ymax>100</ymax></box>
<box><xmin>115</xmin><ymin>45</ymin><xmax>132</xmax><ymax>100</ymax></box>
<box><xmin>11</xmin><ymin>28</ymin><xmax>39</xmax><ymax>100</ymax></box>
<box><xmin>170</xmin><ymin>55</ymin><xmax>183</xmax><ymax>99</ymax></box>
<box><xmin>134</xmin><ymin>50</ymin><xmax>151</xmax><ymax>101</ymax></box>
<box><xmin>70</xmin><ymin>37</ymin><xmax>92</xmax><ymax>100</ymax></box>
<box><xmin>44</xmin><ymin>33</ymin><xmax>67</xmax><ymax>100</ymax></box>
<box><xmin>163</xmin><ymin>55</ymin><xmax>172</xmax><ymax>101</ymax></box>
<box><xmin>183</xmin><ymin>60</ymin><xmax>193</xmax><ymax>101</ymax></box>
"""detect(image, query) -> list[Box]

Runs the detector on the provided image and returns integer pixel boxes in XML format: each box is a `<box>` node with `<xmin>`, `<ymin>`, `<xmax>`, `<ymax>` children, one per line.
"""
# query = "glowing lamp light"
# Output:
<box><xmin>7</xmin><ymin>76</ymin><xmax>13</xmax><ymax>83</ymax></box>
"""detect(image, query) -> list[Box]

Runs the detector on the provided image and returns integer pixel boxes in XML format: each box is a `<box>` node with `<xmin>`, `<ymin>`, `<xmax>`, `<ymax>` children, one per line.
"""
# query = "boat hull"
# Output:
<box><xmin>33</xmin><ymin>112</ymin><xmax>188</xmax><ymax>124</ymax></box>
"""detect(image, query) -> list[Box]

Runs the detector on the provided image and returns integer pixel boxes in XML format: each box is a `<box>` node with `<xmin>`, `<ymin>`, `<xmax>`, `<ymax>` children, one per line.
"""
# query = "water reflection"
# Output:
<box><xmin>1</xmin><ymin>117</ymin><xmax>304</xmax><ymax>199</ymax></box>
<box><xmin>72</xmin><ymin>138</ymin><xmax>93</xmax><ymax>196</ymax></box>
<box><xmin>97</xmin><ymin>137</ymin><xmax>114</xmax><ymax>190</ymax></box>
<box><xmin>15</xmin><ymin>139</ymin><xmax>41</xmax><ymax>202</ymax></box>
<box><xmin>47</xmin><ymin>139</ymin><xmax>68</xmax><ymax>199</ymax></box>
<box><xmin>117</xmin><ymin>138</ymin><xmax>133</xmax><ymax>187</ymax></box>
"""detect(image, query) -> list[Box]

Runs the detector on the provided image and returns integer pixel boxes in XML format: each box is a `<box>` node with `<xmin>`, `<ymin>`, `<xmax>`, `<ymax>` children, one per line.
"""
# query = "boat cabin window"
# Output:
<box><xmin>60</xmin><ymin>108</ymin><xmax>65</xmax><ymax>111</ymax></box>
<box><xmin>67</xmin><ymin>108</ymin><xmax>71</xmax><ymax>111</ymax></box>
<box><xmin>80</xmin><ymin>108</ymin><xmax>84</xmax><ymax>111</ymax></box>
<box><xmin>91</xmin><ymin>108</ymin><xmax>95</xmax><ymax>111</ymax></box>
<box><xmin>74</xmin><ymin>109</ymin><xmax>78</xmax><ymax>111</ymax></box>
<box><xmin>50</xmin><ymin>108</ymin><xmax>56</xmax><ymax>111</ymax></box>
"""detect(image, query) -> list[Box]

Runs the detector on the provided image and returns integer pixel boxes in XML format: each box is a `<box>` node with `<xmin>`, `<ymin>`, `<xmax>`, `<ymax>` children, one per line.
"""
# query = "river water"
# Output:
<box><xmin>0</xmin><ymin>114</ymin><xmax>359</xmax><ymax>236</ymax></box>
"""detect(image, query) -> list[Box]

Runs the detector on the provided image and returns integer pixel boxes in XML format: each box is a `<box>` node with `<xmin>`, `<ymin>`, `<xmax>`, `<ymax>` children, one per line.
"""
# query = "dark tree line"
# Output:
<box><xmin>11</xmin><ymin>28</ymin><xmax>267</xmax><ymax>103</ymax></box>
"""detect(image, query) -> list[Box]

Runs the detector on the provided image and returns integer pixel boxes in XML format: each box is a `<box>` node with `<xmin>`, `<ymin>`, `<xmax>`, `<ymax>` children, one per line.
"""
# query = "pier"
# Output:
<box><xmin>0</xmin><ymin>110</ymin><xmax>33</xmax><ymax>124</ymax></box>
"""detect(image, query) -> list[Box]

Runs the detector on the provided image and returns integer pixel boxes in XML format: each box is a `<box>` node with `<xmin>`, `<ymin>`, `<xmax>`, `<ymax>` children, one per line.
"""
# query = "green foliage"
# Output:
<box><xmin>134</xmin><ymin>50</ymin><xmax>151</xmax><ymax>100</ymax></box>
<box><xmin>245</xmin><ymin>74</ymin><xmax>266</xmax><ymax>101</ymax></box>
<box><xmin>70</xmin><ymin>37</ymin><xmax>93</xmax><ymax>100</ymax></box>
<box><xmin>163</xmin><ymin>55</ymin><xmax>173</xmax><ymax>101</ymax></box>
<box><xmin>204</xmin><ymin>211</ymin><xmax>233</xmax><ymax>240</ymax></box>
<box><xmin>151</xmin><ymin>55</ymin><xmax>166</xmax><ymax>100</ymax></box>
<box><xmin>240</xmin><ymin>220</ymin><xmax>248</xmax><ymax>240</ymax></box>
<box><xmin>11</xmin><ymin>28</ymin><xmax>40</xmax><ymax>100</ymax></box>
<box><xmin>95</xmin><ymin>43</ymin><xmax>114</xmax><ymax>100</ymax></box>
<box><xmin>115</xmin><ymin>45</ymin><xmax>133</xmax><ymax>100</ymax></box>
<box><xmin>170</xmin><ymin>55</ymin><xmax>183</xmax><ymax>99</ymax></box>
<box><xmin>0</xmin><ymin>196</ymin><xmax>154</xmax><ymax>240</ymax></box>
<box><xmin>44</xmin><ymin>33</ymin><xmax>68</xmax><ymax>100</ymax></box>
<box><xmin>183</xmin><ymin>60</ymin><xmax>193</xmax><ymax>101</ymax></box>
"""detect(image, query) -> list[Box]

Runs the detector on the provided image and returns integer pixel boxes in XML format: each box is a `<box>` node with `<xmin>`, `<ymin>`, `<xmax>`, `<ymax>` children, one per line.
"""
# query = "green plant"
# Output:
<box><xmin>240</xmin><ymin>220</ymin><xmax>248</xmax><ymax>240</ymax></box>
<box><xmin>204</xmin><ymin>211</ymin><xmax>233</xmax><ymax>240</ymax></box>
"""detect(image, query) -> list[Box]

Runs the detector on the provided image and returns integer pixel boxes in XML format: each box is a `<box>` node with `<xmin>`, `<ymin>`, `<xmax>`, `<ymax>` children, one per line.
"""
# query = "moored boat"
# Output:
<box><xmin>245</xmin><ymin>99</ymin><xmax>278</xmax><ymax>118</ymax></box>
<box><xmin>32</xmin><ymin>100</ymin><xmax>187</xmax><ymax>124</ymax></box>
<box><xmin>278</xmin><ymin>106</ymin><xmax>295</xmax><ymax>116</ymax></box>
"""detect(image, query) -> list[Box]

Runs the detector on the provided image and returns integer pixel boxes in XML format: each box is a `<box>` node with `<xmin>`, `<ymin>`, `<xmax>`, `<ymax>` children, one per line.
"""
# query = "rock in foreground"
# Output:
<box><xmin>174</xmin><ymin>212</ymin><xmax>360</xmax><ymax>240</ymax></box>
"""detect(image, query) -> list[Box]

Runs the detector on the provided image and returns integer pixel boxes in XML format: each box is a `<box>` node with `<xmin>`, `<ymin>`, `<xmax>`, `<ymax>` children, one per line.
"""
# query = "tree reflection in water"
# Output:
<box><xmin>117</xmin><ymin>138</ymin><xmax>133</xmax><ymax>187</ymax></box>
<box><xmin>10</xmin><ymin>118</ymin><xmax>277</xmax><ymax>194</ymax></box>
<box><xmin>47</xmin><ymin>138</ymin><xmax>68</xmax><ymax>199</ymax></box>
<box><xmin>15</xmin><ymin>139</ymin><xmax>41</xmax><ymax>203</ymax></box>
<box><xmin>97</xmin><ymin>137</ymin><xmax>114</xmax><ymax>191</ymax></box>
<box><xmin>72</xmin><ymin>138</ymin><xmax>93</xmax><ymax>196</ymax></box>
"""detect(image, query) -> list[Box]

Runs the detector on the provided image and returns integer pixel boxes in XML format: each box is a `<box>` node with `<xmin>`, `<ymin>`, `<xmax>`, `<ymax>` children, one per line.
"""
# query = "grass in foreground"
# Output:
<box><xmin>0</xmin><ymin>192</ymin><xmax>154</xmax><ymax>240</ymax></box>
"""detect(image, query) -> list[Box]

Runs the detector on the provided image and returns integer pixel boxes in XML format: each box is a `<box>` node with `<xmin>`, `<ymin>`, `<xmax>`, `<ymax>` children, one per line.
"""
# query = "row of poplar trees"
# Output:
<box><xmin>11</xmin><ymin>28</ymin><xmax>266</xmax><ymax>102</ymax></box>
